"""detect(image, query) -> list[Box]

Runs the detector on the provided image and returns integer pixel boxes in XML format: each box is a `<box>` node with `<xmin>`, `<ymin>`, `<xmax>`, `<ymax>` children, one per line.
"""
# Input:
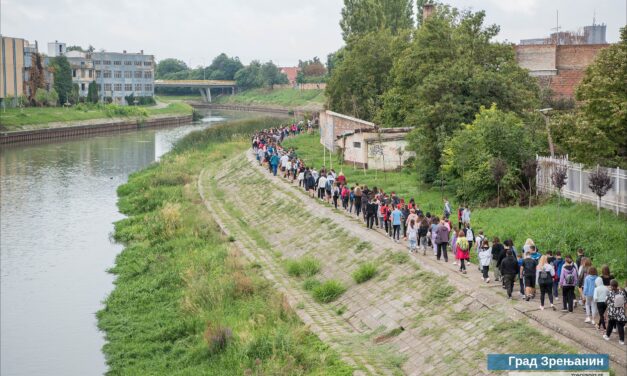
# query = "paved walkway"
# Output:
<box><xmin>197</xmin><ymin>150</ymin><xmax>625</xmax><ymax>376</ymax></box>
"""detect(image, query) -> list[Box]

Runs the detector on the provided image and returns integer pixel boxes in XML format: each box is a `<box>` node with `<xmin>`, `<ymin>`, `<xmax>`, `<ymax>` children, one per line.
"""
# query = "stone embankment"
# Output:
<box><xmin>197</xmin><ymin>149</ymin><xmax>626</xmax><ymax>376</ymax></box>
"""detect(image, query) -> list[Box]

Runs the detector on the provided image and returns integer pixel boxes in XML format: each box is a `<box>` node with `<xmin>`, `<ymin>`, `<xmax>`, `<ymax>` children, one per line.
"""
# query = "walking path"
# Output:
<box><xmin>198</xmin><ymin>149</ymin><xmax>626</xmax><ymax>376</ymax></box>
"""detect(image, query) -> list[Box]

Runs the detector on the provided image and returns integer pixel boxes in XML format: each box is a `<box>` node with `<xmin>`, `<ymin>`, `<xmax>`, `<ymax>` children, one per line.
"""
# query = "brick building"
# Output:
<box><xmin>279</xmin><ymin>66</ymin><xmax>299</xmax><ymax>86</ymax></box>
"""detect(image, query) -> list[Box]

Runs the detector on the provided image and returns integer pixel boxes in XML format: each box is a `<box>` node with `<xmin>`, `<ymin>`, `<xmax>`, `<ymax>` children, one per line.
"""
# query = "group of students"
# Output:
<box><xmin>251</xmin><ymin>126</ymin><xmax>627</xmax><ymax>346</ymax></box>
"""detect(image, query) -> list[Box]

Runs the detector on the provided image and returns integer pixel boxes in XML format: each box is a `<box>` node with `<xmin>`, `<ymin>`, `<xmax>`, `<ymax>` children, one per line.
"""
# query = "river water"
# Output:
<box><xmin>0</xmin><ymin>110</ymin><xmax>263</xmax><ymax>376</ymax></box>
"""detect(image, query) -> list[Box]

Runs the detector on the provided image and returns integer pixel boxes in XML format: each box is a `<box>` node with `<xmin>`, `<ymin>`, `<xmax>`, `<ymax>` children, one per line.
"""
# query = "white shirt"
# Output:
<box><xmin>318</xmin><ymin>176</ymin><xmax>327</xmax><ymax>189</ymax></box>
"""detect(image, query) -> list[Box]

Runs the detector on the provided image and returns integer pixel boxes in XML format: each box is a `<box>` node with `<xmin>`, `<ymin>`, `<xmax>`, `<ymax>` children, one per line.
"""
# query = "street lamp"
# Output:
<box><xmin>537</xmin><ymin>107</ymin><xmax>555</xmax><ymax>158</ymax></box>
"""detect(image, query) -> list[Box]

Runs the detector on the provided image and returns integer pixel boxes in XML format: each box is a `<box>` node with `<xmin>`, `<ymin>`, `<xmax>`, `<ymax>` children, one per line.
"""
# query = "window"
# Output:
<box><xmin>72</xmin><ymin>69</ymin><xmax>77</xmax><ymax>78</ymax></box>
<box><xmin>124</xmin><ymin>71</ymin><xmax>132</xmax><ymax>78</ymax></box>
<box><xmin>143</xmin><ymin>71</ymin><xmax>152</xmax><ymax>79</ymax></box>
<box><xmin>81</xmin><ymin>83</ymin><xmax>85</xmax><ymax>91</ymax></box>
<box><xmin>134</xmin><ymin>61</ymin><xmax>142</xmax><ymax>66</ymax></box>
<box><xmin>103</xmin><ymin>70</ymin><xmax>112</xmax><ymax>78</ymax></box>
<box><xmin>114</xmin><ymin>83</ymin><xmax>122</xmax><ymax>91</ymax></box>
<box><xmin>144</xmin><ymin>84</ymin><xmax>152</xmax><ymax>91</ymax></box>
<box><xmin>104</xmin><ymin>83</ymin><xmax>112</xmax><ymax>91</ymax></box>
<box><xmin>88</xmin><ymin>70</ymin><xmax>93</xmax><ymax>78</ymax></box>
<box><xmin>81</xmin><ymin>69</ymin><xmax>85</xmax><ymax>78</ymax></box>
<box><xmin>114</xmin><ymin>70</ymin><xmax>122</xmax><ymax>78</ymax></box>
<box><xmin>80</xmin><ymin>61</ymin><xmax>85</xmax><ymax>66</ymax></box>
<box><xmin>124</xmin><ymin>84</ymin><xmax>132</xmax><ymax>91</ymax></box>
<box><xmin>93</xmin><ymin>60</ymin><xmax>101</xmax><ymax>65</ymax></box>
<box><xmin>353</xmin><ymin>142</ymin><xmax>361</xmax><ymax>148</ymax></box>
<box><xmin>143</xmin><ymin>61</ymin><xmax>152</xmax><ymax>66</ymax></box>
<box><xmin>135</xmin><ymin>83</ymin><xmax>142</xmax><ymax>91</ymax></box>
<box><xmin>103</xmin><ymin>60</ymin><xmax>111</xmax><ymax>65</ymax></box>
<box><xmin>124</xmin><ymin>61</ymin><xmax>132</xmax><ymax>65</ymax></box>
<box><xmin>134</xmin><ymin>71</ymin><xmax>142</xmax><ymax>78</ymax></box>
<box><xmin>113</xmin><ymin>61</ymin><xmax>121</xmax><ymax>65</ymax></box>
<box><xmin>96</xmin><ymin>70</ymin><xmax>101</xmax><ymax>78</ymax></box>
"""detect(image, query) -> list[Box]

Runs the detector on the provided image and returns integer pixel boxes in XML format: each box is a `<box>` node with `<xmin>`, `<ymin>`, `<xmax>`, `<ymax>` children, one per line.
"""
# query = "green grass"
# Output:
<box><xmin>283</xmin><ymin>133</ymin><xmax>627</xmax><ymax>281</ymax></box>
<box><xmin>285</xmin><ymin>257</ymin><xmax>321</xmax><ymax>277</ymax></box>
<box><xmin>98</xmin><ymin>118</ymin><xmax>353</xmax><ymax>375</ymax></box>
<box><xmin>0</xmin><ymin>102</ymin><xmax>192</xmax><ymax>130</ymax></box>
<box><xmin>312</xmin><ymin>280</ymin><xmax>347</xmax><ymax>303</ymax></box>
<box><xmin>352</xmin><ymin>263</ymin><xmax>378</xmax><ymax>283</ymax></box>
<box><xmin>214</xmin><ymin>88</ymin><xmax>325</xmax><ymax>108</ymax></box>
<box><xmin>155</xmin><ymin>94</ymin><xmax>202</xmax><ymax>102</ymax></box>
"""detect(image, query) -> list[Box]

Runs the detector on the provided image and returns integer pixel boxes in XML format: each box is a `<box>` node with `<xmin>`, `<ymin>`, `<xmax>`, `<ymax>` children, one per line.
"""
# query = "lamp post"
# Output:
<box><xmin>537</xmin><ymin>108</ymin><xmax>555</xmax><ymax>157</ymax></box>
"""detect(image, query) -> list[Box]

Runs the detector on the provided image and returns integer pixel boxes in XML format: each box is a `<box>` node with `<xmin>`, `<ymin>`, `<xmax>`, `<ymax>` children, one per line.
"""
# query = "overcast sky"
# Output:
<box><xmin>2</xmin><ymin>0</ymin><xmax>625</xmax><ymax>67</ymax></box>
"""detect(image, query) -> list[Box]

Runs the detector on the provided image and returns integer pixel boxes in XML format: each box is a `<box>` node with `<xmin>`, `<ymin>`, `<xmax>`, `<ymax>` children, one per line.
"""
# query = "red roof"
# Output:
<box><xmin>279</xmin><ymin>67</ymin><xmax>300</xmax><ymax>85</ymax></box>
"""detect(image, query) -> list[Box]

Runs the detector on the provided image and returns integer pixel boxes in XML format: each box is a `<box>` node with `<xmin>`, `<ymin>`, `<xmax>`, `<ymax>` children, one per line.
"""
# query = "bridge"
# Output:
<box><xmin>153</xmin><ymin>80</ymin><xmax>237</xmax><ymax>102</ymax></box>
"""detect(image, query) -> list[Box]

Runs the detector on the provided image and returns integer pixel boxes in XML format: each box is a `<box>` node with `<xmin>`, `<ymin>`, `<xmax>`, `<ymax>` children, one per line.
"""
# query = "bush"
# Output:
<box><xmin>204</xmin><ymin>322</ymin><xmax>232</xmax><ymax>353</ymax></box>
<box><xmin>352</xmin><ymin>263</ymin><xmax>377</xmax><ymax>283</ymax></box>
<box><xmin>286</xmin><ymin>257</ymin><xmax>321</xmax><ymax>277</ymax></box>
<box><xmin>302</xmin><ymin>278</ymin><xmax>321</xmax><ymax>291</ymax></box>
<box><xmin>312</xmin><ymin>280</ymin><xmax>346</xmax><ymax>303</ymax></box>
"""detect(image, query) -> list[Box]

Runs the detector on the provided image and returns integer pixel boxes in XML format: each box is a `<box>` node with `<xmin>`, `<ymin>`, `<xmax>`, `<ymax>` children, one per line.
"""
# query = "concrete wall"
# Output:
<box><xmin>337</xmin><ymin>131</ymin><xmax>415</xmax><ymax>170</ymax></box>
<box><xmin>319</xmin><ymin>110</ymin><xmax>376</xmax><ymax>152</ymax></box>
<box><xmin>1</xmin><ymin>36</ymin><xmax>25</xmax><ymax>99</ymax></box>
<box><xmin>274</xmin><ymin>83</ymin><xmax>327</xmax><ymax>90</ymax></box>
<box><xmin>366</xmin><ymin>138</ymin><xmax>414</xmax><ymax>170</ymax></box>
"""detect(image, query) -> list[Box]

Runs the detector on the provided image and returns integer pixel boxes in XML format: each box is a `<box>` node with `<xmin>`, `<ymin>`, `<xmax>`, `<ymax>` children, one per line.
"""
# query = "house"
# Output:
<box><xmin>279</xmin><ymin>66</ymin><xmax>300</xmax><ymax>86</ymax></box>
<box><xmin>336</xmin><ymin>127</ymin><xmax>415</xmax><ymax>170</ymax></box>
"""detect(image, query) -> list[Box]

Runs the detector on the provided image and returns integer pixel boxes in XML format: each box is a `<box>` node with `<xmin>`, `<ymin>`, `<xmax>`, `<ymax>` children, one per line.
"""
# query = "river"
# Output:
<box><xmin>0</xmin><ymin>110</ymin><xmax>264</xmax><ymax>376</ymax></box>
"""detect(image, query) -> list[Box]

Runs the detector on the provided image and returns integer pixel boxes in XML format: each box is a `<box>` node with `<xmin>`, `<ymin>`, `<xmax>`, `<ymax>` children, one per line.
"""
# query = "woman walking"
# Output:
<box><xmin>455</xmin><ymin>230</ymin><xmax>469</xmax><ymax>273</ymax></box>
<box><xmin>594</xmin><ymin>277</ymin><xmax>609</xmax><ymax>331</ymax></box>
<box><xmin>407</xmin><ymin>219</ymin><xmax>418</xmax><ymax>253</ymax></box>
<box><xmin>536</xmin><ymin>255</ymin><xmax>556</xmax><ymax>311</ymax></box>
<box><xmin>583</xmin><ymin>266</ymin><xmax>599</xmax><ymax>324</ymax></box>
<box><xmin>559</xmin><ymin>256</ymin><xmax>579</xmax><ymax>313</ymax></box>
<box><xmin>603</xmin><ymin>280</ymin><xmax>626</xmax><ymax>345</ymax></box>
<box><xmin>478</xmin><ymin>239</ymin><xmax>492</xmax><ymax>283</ymax></box>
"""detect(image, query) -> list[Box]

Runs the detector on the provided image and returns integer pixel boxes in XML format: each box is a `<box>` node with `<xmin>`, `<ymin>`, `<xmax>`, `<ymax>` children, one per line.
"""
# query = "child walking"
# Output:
<box><xmin>603</xmin><ymin>280</ymin><xmax>626</xmax><ymax>345</ymax></box>
<box><xmin>478</xmin><ymin>239</ymin><xmax>492</xmax><ymax>283</ymax></box>
<box><xmin>407</xmin><ymin>219</ymin><xmax>418</xmax><ymax>253</ymax></box>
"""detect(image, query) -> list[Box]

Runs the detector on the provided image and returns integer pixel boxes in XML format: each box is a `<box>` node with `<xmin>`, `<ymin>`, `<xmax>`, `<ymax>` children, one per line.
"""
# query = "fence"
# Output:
<box><xmin>536</xmin><ymin>155</ymin><xmax>626</xmax><ymax>214</ymax></box>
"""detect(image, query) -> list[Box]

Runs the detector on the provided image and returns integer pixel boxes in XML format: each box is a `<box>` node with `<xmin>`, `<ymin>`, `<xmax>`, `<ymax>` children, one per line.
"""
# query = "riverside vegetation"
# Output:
<box><xmin>282</xmin><ymin>133</ymin><xmax>627</xmax><ymax>281</ymax></box>
<box><xmin>97</xmin><ymin>117</ymin><xmax>353</xmax><ymax>375</ymax></box>
<box><xmin>214</xmin><ymin>88</ymin><xmax>325</xmax><ymax>108</ymax></box>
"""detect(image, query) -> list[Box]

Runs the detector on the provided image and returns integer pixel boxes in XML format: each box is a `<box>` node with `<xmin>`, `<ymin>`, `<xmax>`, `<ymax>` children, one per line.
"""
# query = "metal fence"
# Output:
<box><xmin>536</xmin><ymin>155</ymin><xmax>626</xmax><ymax>214</ymax></box>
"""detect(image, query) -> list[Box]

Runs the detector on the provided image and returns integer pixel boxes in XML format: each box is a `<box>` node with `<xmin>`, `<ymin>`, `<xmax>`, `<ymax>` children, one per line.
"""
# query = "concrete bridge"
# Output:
<box><xmin>153</xmin><ymin>80</ymin><xmax>237</xmax><ymax>102</ymax></box>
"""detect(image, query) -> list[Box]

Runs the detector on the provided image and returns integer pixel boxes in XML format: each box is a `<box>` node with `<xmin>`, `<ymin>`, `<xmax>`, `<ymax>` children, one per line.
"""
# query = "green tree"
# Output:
<box><xmin>442</xmin><ymin>105</ymin><xmax>536</xmax><ymax>204</ymax></box>
<box><xmin>69</xmin><ymin>83</ymin><xmax>80</xmax><ymax>104</ymax></box>
<box><xmin>66</xmin><ymin>45</ymin><xmax>85</xmax><ymax>52</ymax></box>
<box><xmin>340</xmin><ymin>0</ymin><xmax>413</xmax><ymax>41</ymax></box>
<box><xmin>48</xmin><ymin>88</ymin><xmax>59</xmax><ymax>106</ymax></box>
<box><xmin>326</xmin><ymin>29</ymin><xmax>409</xmax><ymax>120</ymax></box>
<box><xmin>378</xmin><ymin>6</ymin><xmax>539</xmax><ymax>182</ymax></box>
<box><xmin>51</xmin><ymin>55</ymin><xmax>73</xmax><ymax>105</ymax></box>
<box><xmin>234</xmin><ymin>61</ymin><xmax>264</xmax><ymax>90</ymax></box>
<box><xmin>156</xmin><ymin>58</ymin><xmax>188</xmax><ymax>79</ymax></box>
<box><xmin>261</xmin><ymin>61</ymin><xmax>288</xmax><ymax>89</ymax></box>
<box><xmin>35</xmin><ymin>88</ymin><xmax>48</xmax><ymax>106</ymax></box>
<box><xmin>208</xmin><ymin>53</ymin><xmax>243</xmax><ymax>80</ymax></box>
<box><xmin>87</xmin><ymin>80</ymin><xmax>99</xmax><ymax>103</ymax></box>
<box><xmin>575</xmin><ymin>26</ymin><xmax>627</xmax><ymax>167</ymax></box>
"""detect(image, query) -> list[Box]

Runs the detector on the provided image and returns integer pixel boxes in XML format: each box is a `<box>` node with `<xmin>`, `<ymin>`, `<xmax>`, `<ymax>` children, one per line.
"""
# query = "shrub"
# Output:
<box><xmin>352</xmin><ymin>263</ymin><xmax>377</xmax><ymax>283</ymax></box>
<box><xmin>302</xmin><ymin>278</ymin><xmax>321</xmax><ymax>291</ymax></box>
<box><xmin>233</xmin><ymin>271</ymin><xmax>255</xmax><ymax>297</ymax></box>
<box><xmin>312</xmin><ymin>280</ymin><xmax>346</xmax><ymax>303</ymax></box>
<box><xmin>285</xmin><ymin>257</ymin><xmax>321</xmax><ymax>277</ymax></box>
<box><xmin>286</xmin><ymin>260</ymin><xmax>304</xmax><ymax>277</ymax></box>
<box><xmin>204</xmin><ymin>322</ymin><xmax>232</xmax><ymax>353</ymax></box>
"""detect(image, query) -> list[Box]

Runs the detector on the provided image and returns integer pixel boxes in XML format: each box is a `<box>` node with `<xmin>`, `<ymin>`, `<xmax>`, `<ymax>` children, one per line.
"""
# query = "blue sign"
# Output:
<box><xmin>487</xmin><ymin>354</ymin><xmax>609</xmax><ymax>371</ymax></box>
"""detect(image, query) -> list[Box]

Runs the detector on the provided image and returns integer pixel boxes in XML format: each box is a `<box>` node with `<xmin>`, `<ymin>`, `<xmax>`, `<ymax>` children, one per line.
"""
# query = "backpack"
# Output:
<box><xmin>538</xmin><ymin>268</ymin><xmax>552</xmax><ymax>284</ymax></box>
<box><xmin>458</xmin><ymin>238</ymin><xmax>469</xmax><ymax>251</ymax></box>
<box><xmin>614</xmin><ymin>292</ymin><xmax>625</xmax><ymax>308</ymax></box>
<box><xmin>563</xmin><ymin>267</ymin><xmax>576</xmax><ymax>286</ymax></box>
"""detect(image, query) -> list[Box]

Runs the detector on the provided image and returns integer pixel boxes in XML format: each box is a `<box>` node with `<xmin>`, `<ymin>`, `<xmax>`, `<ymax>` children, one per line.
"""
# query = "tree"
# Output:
<box><xmin>326</xmin><ymin>29</ymin><xmax>409</xmax><ymax>121</ymax></box>
<box><xmin>234</xmin><ymin>61</ymin><xmax>264</xmax><ymax>90</ymax></box>
<box><xmin>588</xmin><ymin>167</ymin><xmax>614</xmax><ymax>224</ymax></box>
<box><xmin>69</xmin><ymin>83</ymin><xmax>80</xmax><ymax>104</ymax></box>
<box><xmin>66</xmin><ymin>45</ymin><xmax>85</xmax><ymax>52</ymax></box>
<box><xmin>27</xmin><ymin>53</ymin><xmax>46</xmax><ymax>103</ymax></box>
<box><xmin>521</xmin><ymin>159</ymin><xmax>538</xmax><ymax>208</ymax></box>
<box><xmin>156</xmin><ymin>58</ymin><xmax>188</xmax><ymax>79</ymax></box>
<box><xmin>340</xmin><ymin>0</ymin><xmax>413</xmax><ymax>41</ymax></box>
<box><xmin>35</xmin><ymin>88</ymin><xmax>48</xmax><ymax>106</ymax></box>
<box><xmin>550</xmin><ymin>112</ymin><xmax>615</xmax><ymax>166</ymax></box>
<box><xmin>491</xmin><ymin>158</ymin><xmax>507</xmax><ymax>207</ymax></box>
<box><xmin>87</xmin><ymin>81</ymin><xmax>99</xmax><ymax>103</ymax></box>
<box><xmin>551</xmin><ymin>164</ymin><xmax>568</xmax><ymax>220</ymax></box>
<box><xmin>378</xmin><ymin>6</ymin><xmax>539</xmax><ymax>182</ymax></box>
<box><xmin>48</xmin><ymin>88</ymin><xmax>59</xmax><ymax>106</ymax></box>
<box><xmin>261</xmin><ymin>61</ymin><xmax>288</xmax><ymax>89</ymax></box>
<box><xmin>575</xmin><ymin>26</ymin><xmax>627</xmax><ymax>168</ymax></box>
<box><xmin>51</xmin><ymin>56</ymin><xmax>73</xmax><ymax>105</ymax></box>
<box><xmin>208</xmin><ymin>53</ymin><xmax>243</xmax><ymax>80</ymax></box>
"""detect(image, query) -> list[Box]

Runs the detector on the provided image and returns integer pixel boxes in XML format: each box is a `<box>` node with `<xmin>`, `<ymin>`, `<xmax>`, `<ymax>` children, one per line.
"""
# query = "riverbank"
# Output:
<box><xmin>97</xmin><ymin>117</ymin><xmax>353</xmax><ymax>375</ymax></box>
<box><xmin>282</xmin><ymin>133</ymin><xmax>627</xmax><ymax>281</ymax></box>
<box><xmin>0</xmin><ymin>102</ymin><xmax>192</xmax><ymax>131</ymax></box>
<box><xmin>213</xmin><ymin>88</ymin><xmax>325</xmax><ymax>110</ymax></box>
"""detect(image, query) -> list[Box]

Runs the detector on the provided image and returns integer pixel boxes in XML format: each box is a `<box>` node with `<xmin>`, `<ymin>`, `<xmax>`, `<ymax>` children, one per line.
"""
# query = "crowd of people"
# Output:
<box><xmin>251</xmin><ymin>124</ymin><xmax>627</xmax><ymax>346</ymax></box>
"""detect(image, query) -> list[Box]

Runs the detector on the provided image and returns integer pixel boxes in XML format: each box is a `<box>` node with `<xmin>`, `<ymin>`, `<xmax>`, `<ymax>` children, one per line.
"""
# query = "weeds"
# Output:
<box><xmin>285</xmin><ymin>257</ymin><xmax>321</xmax><ymax>277</ymax></box>
<box><xmin>312</xmin><ymin>280</ymin><xmax>346</xmax><ymax>303</ymax></box>
<box><xmin>352</xmin><ymin>263</ymin><xmax>378</xmax><ymax>283</ymax></box>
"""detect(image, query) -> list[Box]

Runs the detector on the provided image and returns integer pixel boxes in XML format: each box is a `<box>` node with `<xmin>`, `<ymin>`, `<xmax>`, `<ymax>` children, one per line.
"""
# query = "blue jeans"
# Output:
<box><xmin>272</xmin><ymin>165</ymin><xmax>278</xmax><ymax>175</ymax></box>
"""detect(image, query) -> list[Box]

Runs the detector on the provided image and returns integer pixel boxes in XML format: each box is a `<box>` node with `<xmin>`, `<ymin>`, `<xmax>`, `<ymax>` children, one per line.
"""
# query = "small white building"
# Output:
<box><xmin>336</xmin><ymin>127</ymin><xmax>414</xmax><ymax>170</ymax></box>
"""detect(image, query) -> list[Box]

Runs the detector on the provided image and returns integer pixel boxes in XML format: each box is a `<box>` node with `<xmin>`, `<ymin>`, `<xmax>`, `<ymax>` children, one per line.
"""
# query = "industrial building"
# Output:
<box><xmin>0</xmin><ymin>35</ymin><xmax>27</xmax><ymax>102</ymax></box>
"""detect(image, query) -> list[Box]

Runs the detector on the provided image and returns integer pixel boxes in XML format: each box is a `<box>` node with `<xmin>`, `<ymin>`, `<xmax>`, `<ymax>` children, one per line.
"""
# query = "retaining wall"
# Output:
<box><xmin>0</xmin><ymin>114</ymin><xmax>193</xmax><ymax>146</ymax></box>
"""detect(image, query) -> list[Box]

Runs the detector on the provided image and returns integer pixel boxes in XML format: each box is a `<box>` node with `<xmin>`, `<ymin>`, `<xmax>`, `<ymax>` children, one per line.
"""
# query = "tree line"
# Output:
<box><xmin>325</xmin><ymin>0</ymin><xmax>626</xmax><ymax>206</ymax></box>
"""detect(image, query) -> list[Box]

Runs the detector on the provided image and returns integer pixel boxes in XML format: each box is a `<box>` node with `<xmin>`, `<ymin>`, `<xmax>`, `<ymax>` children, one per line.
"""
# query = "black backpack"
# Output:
<box><xmin>563</xmin><ymin>267</ymin><xmax>576</xmax><ymax>286</ymax></box>
<box><xmin>538</xmin><ymin>268</ymin><xmax>552</xmax><ymax>284</ymax></box>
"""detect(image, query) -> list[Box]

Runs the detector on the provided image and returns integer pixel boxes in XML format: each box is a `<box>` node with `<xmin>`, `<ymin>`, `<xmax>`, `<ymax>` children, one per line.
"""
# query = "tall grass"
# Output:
<box><xmin>284</xmin><ymin>133</ymin><xmax>627</xmax><ymax>280</ymax></box>
<box><xmin>214</xmin><ymin>88</ymin><xmax>325</xmax><ymax>108</ymax></box>
<box><xmin>99</xmin><ymin>118</ymin><xmax>353</xmax><ymax>374</ymax></box>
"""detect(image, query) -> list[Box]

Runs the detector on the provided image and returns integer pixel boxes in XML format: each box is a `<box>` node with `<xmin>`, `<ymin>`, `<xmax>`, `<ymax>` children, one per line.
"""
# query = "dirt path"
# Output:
<box><xmin>198</xmin><ymin>150</ymin><xmax>625</xmax><ymax>376</ymax></box>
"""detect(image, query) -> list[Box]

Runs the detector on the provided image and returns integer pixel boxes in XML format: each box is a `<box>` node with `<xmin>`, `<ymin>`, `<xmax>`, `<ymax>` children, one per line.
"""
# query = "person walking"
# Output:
<box><xmin>455</xmin><ymin>230</ymin><xmax>469</xmax><ymax>273</ymax></box>
<box><xmin>443</xmin><ymin>198</ymin><xmax>451</xmax><ymax>219</ymax></box>
<box><xmin>491</xmin><ymin>237</ymin><xmax>504</xmax><ymax>282</ymax></box>
<box><xmin>552</xmin><ymin>251</ymin><xmax>564</xmax><ymax>300</ymax></box>
<box><xmin>603</xmin><ymin>280</ymin><xmax>626</xmax><ymax>345</ymax></box>
<box><xmin>583</xmin><ymin>267</ymin><xmax>599</xmax><ymax>324</ymax></box>
<box><xmin>594</xmin><ymin>277</ymin><xmax>609</xmax><ymax>331</ymax></box>
<box><xmin>559</xmin><ymin>256</ymin><xmax>579</xmax><ymax>313</ymax></box>
<box><xmin>522</xmin><ymin>252</ymin><xmax>538</xmax><ymax>301</ymax></box>
<box><xmin>500</xmin><ymin>250</ymin><xmax>519</xmax><ymax>299</ymax></box>
<box><xmin>435</xmin><ymin>219</ymin><xmax>450</xmax><ymax>262</ymax></box>
<box><xmin>536</xmin><ymin>255</ymin><xmax>556</xmax><ymax>310</ymax></box>
<box><xmin>391</xmin><ymin>205</ymin><xmax>402</xmax><ymax>243</ymax></box>
<box><xmin>418</xmin><ymin>216</ymin><xmax>429</xmax><ymax>255</ymax></box>
<box><xmin>478</xmin><ymin>239</ymin><xmax>492</xmax><ymax>283</ymax></box>
<box><xmin>354</xmin><ymin>184</ymin><xmax>362</xmax><ymax>217</ymax></box>
<box><xmin>365</xmin><ymin>197</ymin><xmax>377</xmax><ymax>229</ymax></box>
<box><xmin>407</xmin><ymin>219</ymin><xmax>418</xmax><ymax>253</ymax></box>
<box><xmin>430</xmin><ymin>216</ymin><xmax>439</xmax><ymax>257</ymax></box>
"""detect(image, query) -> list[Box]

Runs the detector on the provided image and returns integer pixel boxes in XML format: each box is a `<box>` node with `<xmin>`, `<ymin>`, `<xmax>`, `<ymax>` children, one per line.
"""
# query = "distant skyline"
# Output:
<box><xmin>2</xmin><ymin>0</ymin><xmax>625</xmax><ymax>67</ymax></box>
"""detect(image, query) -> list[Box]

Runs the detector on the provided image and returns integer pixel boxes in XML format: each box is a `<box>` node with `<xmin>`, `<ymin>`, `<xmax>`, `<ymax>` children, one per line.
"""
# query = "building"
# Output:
<box><xmin>279</xmin><ymin>66</ymin><xmax>300</xmax><ymax>86</ymax></box>
<box><xmin>48</xmin><ymin>42</ymin><xmax>155</xmax><ymax>104</ymax></box>
<box><xmin>319</xmin><ymin>110</ymin><xmax>414</xmax><ymax>170</ymax></box>
<box><xmin>0</xmin><ymin>35</ymin><xmax>26</xmax><ymax>101</ymax></box>
<box><xmin>515</xmin><ymin>23</ymin><xmax>609</xmax><ymax>98</ymax></box>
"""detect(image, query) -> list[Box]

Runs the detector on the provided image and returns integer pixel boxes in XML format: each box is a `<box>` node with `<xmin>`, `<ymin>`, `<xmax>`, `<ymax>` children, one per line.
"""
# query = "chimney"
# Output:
<box><xmin>423</xmin><ymin>4</ymin><xmax>435</xmax><ymax>22</ymax></box>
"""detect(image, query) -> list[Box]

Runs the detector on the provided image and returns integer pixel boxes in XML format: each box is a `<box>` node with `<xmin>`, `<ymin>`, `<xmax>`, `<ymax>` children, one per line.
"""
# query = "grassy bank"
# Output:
<box><xmin>97</xmin><ymin>117</ymin><xmax>352</xmax><ymax>375</ymax></box>
<box><xmin>283</xmin><ymin>133</ymin><xmax>627</xmax><ymax>280</ymax></box>
<box><xmin>0</xmin><ymin>102</ymin><xmax>192</xmax><ymax>131</ymax></box>
<box><xmin>214</xmin><ymin>88</ymin><xmax>325</xmax><ymax>108</ymax></box>
<box><xmin>156</xmin><ymin>94</ymin><xmax>202</xmax><ymax>102</ymax></box>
